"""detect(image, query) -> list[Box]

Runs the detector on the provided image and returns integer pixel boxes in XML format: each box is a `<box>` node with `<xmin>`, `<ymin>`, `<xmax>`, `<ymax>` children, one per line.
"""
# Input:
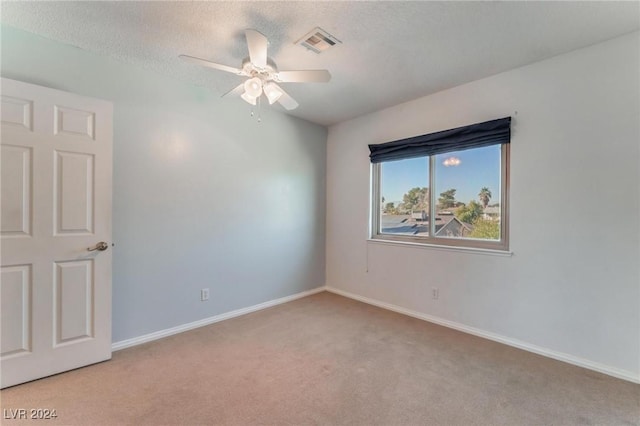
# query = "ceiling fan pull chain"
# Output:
<box><xmin>258</xmin><ymin>95</ymin><xmax>262</xmax><ymax>123</ymax></box>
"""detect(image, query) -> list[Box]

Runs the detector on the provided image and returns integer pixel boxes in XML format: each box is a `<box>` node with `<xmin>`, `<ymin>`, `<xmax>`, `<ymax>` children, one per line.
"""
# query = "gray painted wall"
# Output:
<box><xmin>326</xmin><ymin>32</ymin><xmax>640</xmax><ymax>379</ymax></box>
<box><xmin>1</xmin><ymin>25</ymin><xmax>327</xmax><ymax>342</ymax></box>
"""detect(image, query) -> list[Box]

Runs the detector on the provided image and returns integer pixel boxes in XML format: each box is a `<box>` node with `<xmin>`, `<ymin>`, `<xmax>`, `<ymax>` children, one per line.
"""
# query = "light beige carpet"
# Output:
<box><xmin>1</xmin><ymin>292</ymin><xmax>638</xmax><ymax>425</ymax></box>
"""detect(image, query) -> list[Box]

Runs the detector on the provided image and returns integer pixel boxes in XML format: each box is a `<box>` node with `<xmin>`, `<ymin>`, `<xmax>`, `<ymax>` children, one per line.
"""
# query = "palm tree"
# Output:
<box><xmin>478</xmin><ymin>187</ymin><xmax>492</xmax><ymax>209</ymax></box>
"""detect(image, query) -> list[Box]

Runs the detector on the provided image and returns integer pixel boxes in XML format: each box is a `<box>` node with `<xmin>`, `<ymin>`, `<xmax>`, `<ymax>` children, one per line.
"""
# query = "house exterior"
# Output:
<box><xmin>482</xmin><ymin>206</ymin><xmax>500</xmax><ymax>220</ymax></box>
<box><xmin>434</xmin><ymin>216</ymin><xmax>473</xmax><ymax>237</ymax></box>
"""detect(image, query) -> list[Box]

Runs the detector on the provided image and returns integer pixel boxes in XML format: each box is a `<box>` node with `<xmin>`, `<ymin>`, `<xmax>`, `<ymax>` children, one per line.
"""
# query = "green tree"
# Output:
<box><xmin>402</xmin><ymin>187</ymin><xmax>429</xmax><ymax>212</ymax></box>
<box><xmin>478</xmin><ymin>187</ymin><xmax>492</xmax><ymax>209</ymax></box>
<box><xmin>456</xmin><ymin>200</ymin><xmax>483</xmax><ymax>224</ymax></box>
<box><xmin>469</xmin><ymin>218</ymin><xmax>500</xmax><ymax>240</ymax></box>
<box><xmin>384</xmin><ymin>202</ymin><xmax>397</xmax><ymax>214</ymax></box>
<box><xmin>438</xmin><ymin>188</ymin><xmax>457</xmax><ymax>209</ymax></box>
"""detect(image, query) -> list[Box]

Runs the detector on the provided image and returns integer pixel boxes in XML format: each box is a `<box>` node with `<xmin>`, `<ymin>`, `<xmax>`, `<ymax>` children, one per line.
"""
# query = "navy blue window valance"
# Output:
<box><xmin>368</xmin><ymin>117</ymin><xmax>511</xmax><ymax>163</ymax></box>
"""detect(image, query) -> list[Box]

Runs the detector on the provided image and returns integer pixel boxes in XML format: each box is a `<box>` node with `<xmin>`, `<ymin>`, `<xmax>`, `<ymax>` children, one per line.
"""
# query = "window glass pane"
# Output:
<box><xmin>379</xmin><ymin>157</ymin><xmax>429</xmax><ymax>236</ymax></box>
<box><xmin>434</xmin><ymin>146</ymin><xmax>501</xmax><ymax>240</ymax></box>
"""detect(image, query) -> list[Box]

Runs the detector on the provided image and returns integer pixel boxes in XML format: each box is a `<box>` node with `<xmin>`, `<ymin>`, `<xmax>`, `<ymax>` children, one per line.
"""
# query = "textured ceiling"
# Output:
<box><xmin>1</xmin><ymin>1</ymin><xmax>639</xmax><ymax>126</ymax></box>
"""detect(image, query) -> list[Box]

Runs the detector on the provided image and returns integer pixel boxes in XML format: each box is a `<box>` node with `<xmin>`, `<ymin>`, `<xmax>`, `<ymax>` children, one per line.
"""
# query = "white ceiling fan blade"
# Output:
<box><xmin>276</xmin><ymin>86</ymin><xmax>299</xmax><ymax>110</ymax></box>
<box><xmin>179</xmin><ymin>55</ymin><xmax>245</xmax><ymax>75</ymax></box>
<box><xmin>275</xmin><ymin>70</ymin><xmax>331</xmax><ymax>83</ymax></box>
<box><xmin>221</xmin><ymin>83</ymin><xmax>245</xmax><ymax>98</ymax></box>
<box><xmin>245</xmin><ymin>29</ymin><xmax>268</xmax><ymax>68</ymax></box>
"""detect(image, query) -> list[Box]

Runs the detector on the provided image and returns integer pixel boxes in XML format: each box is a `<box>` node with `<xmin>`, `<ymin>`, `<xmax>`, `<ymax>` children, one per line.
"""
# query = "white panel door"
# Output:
<box><xmin>1</xmin><ymin>78</ymin><xmax>113</xmax><ymax>388</ymax></box>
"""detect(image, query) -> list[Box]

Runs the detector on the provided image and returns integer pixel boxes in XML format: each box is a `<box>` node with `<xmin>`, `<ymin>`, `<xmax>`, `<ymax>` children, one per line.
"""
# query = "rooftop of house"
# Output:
<box><xmin>380</xmin><ymin>214</ymin><xmax>472</xmax><ymax>237</ymax></box>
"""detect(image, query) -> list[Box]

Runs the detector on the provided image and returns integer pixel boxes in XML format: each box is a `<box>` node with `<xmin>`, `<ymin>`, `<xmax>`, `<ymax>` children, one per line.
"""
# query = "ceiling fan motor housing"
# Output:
<box><xmin>242</xmin><ymin>57</ymin><xmax>278</xmax><ymax>83</ymax></box>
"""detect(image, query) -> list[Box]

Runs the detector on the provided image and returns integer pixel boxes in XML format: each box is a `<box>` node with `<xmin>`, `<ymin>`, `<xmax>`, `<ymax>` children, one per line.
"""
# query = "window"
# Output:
<box><xmin>370</xmin><ymin>118</ymin><xmax>510</xmax><ymax>251</ymax></box>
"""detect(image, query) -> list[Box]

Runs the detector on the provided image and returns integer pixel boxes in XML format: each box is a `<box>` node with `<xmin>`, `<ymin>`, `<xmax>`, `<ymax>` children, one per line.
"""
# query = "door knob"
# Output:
<box><xmin>88</xmin><ymin>241</ymin><xmax>109</xmax><ymax>252</ymax></box>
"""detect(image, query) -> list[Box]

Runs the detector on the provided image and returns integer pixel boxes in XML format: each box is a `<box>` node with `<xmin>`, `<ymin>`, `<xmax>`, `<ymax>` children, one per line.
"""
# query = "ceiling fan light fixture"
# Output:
<box><xmin>240</xmin><ymin>92</ymin><xmax>257</xmax><ymax>105</ymax></box>
<box><xmin>244</xmin><ymin>77</ymin><xmax>263</xmax><ymax>98</ymax></box>
<box><xmin>263</xmin><ymin>82</ymin><xmax>283</xmax><ymax>105</ymax></box>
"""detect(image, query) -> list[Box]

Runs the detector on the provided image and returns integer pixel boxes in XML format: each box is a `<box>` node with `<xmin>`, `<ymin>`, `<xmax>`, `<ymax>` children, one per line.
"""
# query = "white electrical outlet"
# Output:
<box><xmin>432</xmin><ymin>288</ymin><xmax>439</xmax><ymax>300</ymax></box>
<box><xmin>201</xmin><ymin>288</ymin><xmax>210</xmax><ymax>301</ymax></box>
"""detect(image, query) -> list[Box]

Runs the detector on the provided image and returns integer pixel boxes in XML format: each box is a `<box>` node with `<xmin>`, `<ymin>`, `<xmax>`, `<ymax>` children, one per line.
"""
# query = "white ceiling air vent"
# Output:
<box><xmin>296</xmin><ymin>27</ymin><xmax>341</xmax><ymax>54</ymax></box>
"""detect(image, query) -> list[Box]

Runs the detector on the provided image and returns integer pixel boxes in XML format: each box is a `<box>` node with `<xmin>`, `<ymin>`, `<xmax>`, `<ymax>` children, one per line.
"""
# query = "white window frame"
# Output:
<box><xmin>370</xmin><ymin>144</ymin><xmax>510</xmax><ymax>252</ymax></box>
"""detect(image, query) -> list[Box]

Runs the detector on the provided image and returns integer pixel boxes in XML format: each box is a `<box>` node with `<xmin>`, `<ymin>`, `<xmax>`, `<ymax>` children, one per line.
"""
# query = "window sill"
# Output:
<box><xmin>367</xmin><ymin>238</ymin><xmax>513</xmax><ymax>257</ymax></box>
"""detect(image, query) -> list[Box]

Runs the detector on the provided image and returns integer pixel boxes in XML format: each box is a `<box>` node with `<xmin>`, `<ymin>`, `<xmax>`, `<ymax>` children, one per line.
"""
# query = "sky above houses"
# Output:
<box><xmin>381</xmin><ymin>145</ymin><xmax>501</xmax><ymax>206</ymax></box>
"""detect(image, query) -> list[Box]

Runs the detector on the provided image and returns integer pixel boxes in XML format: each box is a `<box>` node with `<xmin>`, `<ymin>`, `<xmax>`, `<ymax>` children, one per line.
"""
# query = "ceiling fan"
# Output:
<box><xmin>180</xmin><ymin>29</ymin><xmax>331</xmax><ymax>111</ymax></box>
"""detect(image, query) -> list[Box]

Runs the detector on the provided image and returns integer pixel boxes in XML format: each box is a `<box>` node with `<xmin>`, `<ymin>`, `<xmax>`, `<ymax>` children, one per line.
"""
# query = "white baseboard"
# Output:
<box><xmin>112</xmin><ymin>286</ymin><xmax>326</xmax><ymax>352</ymax></box>
<box><xmin>325</xmin><ymin>286</ymin><xmax>639</xmax><ymax>384</ymax></box>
